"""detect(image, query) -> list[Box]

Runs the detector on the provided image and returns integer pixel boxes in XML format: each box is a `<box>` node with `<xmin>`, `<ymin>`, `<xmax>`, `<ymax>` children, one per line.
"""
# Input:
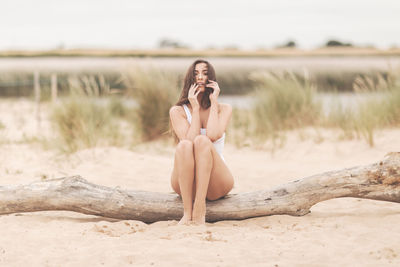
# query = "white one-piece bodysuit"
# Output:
<box><xmin>182</xmin><ymin>104</ymin><xmax>225</xmax><ymax>162</ymax></box>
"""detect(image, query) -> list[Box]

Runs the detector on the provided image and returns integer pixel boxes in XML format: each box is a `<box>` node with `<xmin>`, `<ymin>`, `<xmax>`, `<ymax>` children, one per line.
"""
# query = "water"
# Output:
<box><xmin>219</xmin><ymin>92</ymin><xmax>386</xmax><ymax>114</ymax></box>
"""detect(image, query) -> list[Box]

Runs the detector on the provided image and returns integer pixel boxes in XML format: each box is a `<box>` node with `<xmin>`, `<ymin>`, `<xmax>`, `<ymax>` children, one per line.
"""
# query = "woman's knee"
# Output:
<box><xmin>176</xmin><ymin>139</ymin><xmax>193</xmax><ymax>156</ymax></box>
<box><xmin>193</xmin><ymin>135</ymin><xmax>212</xmax><ymax>151</ymax></box>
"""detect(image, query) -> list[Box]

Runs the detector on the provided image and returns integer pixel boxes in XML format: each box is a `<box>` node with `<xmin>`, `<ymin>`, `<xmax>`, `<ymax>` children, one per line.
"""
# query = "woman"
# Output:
<box><xmin>169</xmin><ymin>59</ymin><xmax>234</xmax><ymax>225</ymax></box>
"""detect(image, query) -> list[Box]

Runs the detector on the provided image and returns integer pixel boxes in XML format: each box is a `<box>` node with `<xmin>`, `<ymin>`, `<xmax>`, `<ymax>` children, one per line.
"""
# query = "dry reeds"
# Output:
<box><xmin>50</xmin><ymin>75</ymin><xmax>122</xmax><ymax>153</ymax></box>
<box><xmin>229</xmin><ymin>68</ymin><xmax>400</xmax><ymax>147</ymax></box>
<box><xmin>10</xmin><ymin>65</ymin><xmax>400</xmax><ymax>151</ymax></box>
<box><xmin>123</xmin><ymin>67</ymin><xmax>180</xmax><ymax>141</ymax></box>
<box><xmin>249</xmin><ymin>70</ymin><xmax>321</xmax><ymax>142</ymax></box>
<box><xmin>324</xmin><ymin>69</ymin><xmax>400</xmax><ymax>146</ymax></box>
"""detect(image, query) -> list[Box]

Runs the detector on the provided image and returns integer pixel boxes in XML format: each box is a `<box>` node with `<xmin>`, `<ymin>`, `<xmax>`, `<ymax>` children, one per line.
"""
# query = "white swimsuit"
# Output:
<box><xmin>182</xmin><ymin>104</ymin><xmax>226</xmax><ymax>162</ymax></box>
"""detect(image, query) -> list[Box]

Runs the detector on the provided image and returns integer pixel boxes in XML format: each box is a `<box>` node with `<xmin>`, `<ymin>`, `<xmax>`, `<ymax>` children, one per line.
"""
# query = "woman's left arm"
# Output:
<box><xmin>206</xmin><ymin>81</ymin><xmax>232</xmax><ymax>141</ymax></box>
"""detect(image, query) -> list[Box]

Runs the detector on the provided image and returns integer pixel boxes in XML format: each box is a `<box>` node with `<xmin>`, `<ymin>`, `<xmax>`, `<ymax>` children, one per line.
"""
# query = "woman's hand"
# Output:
<box><xmin>188</xmin><ymin>83</ymin><xmax>201</xmax><ymax>110</ymax></box>
<box><xmin>207</xmin><ymin>80</ymin><xmax>220</xmax><ymax>103</ymax></box>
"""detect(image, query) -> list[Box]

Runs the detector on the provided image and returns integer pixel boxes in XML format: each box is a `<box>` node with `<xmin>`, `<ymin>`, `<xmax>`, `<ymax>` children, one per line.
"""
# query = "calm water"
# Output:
<box><xmin>219</xmin><ymin>92</ymin><xmax>386</xmax><ymax>114</ymax></box>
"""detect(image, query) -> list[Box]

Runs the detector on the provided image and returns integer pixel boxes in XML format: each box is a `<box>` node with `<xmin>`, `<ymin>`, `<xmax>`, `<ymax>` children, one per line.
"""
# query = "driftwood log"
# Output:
<box><xmin>1</xmin><ymin>152</ymin><xmax>400</xmax><ymax>223</ymax></box>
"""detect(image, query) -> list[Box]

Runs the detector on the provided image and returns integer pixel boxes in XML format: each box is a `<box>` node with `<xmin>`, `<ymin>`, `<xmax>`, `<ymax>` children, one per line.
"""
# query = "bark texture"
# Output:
<box><xmin>1</xmin><ymin>152</ymin><xmax>399</xmax><ymax>223</ymax></box>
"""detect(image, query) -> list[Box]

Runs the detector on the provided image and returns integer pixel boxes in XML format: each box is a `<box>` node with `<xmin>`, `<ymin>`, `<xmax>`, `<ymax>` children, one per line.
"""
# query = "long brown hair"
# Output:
<box><xmin>175</xmin><ymin>59</ymin><xmax>217</xmax><ymax>109</ymax></box>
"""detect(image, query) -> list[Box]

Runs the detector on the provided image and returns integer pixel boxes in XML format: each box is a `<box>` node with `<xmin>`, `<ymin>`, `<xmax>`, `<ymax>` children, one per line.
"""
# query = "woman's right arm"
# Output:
<box><xmin>169</xmin><ymin>106</ymin><xmax>200</xmax><ymax>141</ymax></box>
<box><xmin>169</xmin><ymin>83</ymin><xmax>201</xmax><ymax>141</ymax></box>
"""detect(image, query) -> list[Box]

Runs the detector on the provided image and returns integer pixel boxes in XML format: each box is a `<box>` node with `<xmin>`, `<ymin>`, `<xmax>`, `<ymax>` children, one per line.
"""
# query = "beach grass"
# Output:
<box><xmin>384</xmin><ymin>83</ymin><xmax>400</xmax><ymax>125</ymax></box>
<box><xmin>122</xmin><ymin>67</ymin><xmax>180</xmax><ymax>141</ymax></box>
<box><xmin>108</xmin><ymin>95</ymin><xmax>128</xmax><ymax>118</ymax></box>
<box><xmin>50</xmin><ymin>75</ymin><xmax>123</xmax><ymax>153</ymax></box>
<box><xmin>227</xmin><ymin>107</ymin><xmax>254</xmax><ymax>147</ymax></box>
<box><xmin>3</xmin><ymin>63</ymin><xmax>399</xmax><ymax>151</ymax></box>
<box><xmin>248</xmin><ymin>70</ymin><xmax>322</xmax><ymax>142</ymax></box>
<box><xmin>226</xmin><ymin>69</ymin><xmax>400</xmax><ymax>148</ymax></box>
<box><xmin>324</xmin><ymin>96</ymin><xmax>356</xmax><ymax>139</ymax></box>
<box><xmin>323</xmin><ymin>70</ymin><xmax>400</xmax><ymax>146</ymax></box>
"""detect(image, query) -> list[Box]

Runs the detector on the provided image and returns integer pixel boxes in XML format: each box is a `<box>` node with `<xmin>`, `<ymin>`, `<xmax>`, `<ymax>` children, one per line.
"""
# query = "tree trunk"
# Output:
<box><xmin>1</xmin><ymin>153</ymin><xmax>399</xmax><ymax>223</ymax></box>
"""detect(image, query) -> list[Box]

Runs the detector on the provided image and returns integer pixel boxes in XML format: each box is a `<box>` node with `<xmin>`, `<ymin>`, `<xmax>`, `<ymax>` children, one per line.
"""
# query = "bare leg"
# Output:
<box><xmin>172</xmin><ymin>140</ymin><xmax>195</xmax><ymax>225</ymax></box>
<box><xmin>192</xmin><ymin>135</ymin><xmax>213</xmax><ymax>224</ymax></box>
<box><xmin>171</xmin><ymin>137</ymin><xmax>234</xmax><ymax>225</ymax></box>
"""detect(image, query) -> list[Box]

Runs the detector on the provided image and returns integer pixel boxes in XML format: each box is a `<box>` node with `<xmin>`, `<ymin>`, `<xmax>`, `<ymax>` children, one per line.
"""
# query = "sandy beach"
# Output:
<box><xmin>1</xmin><ymin>99</ymin><xmax>400</xmax><ymax>266</ymax></box>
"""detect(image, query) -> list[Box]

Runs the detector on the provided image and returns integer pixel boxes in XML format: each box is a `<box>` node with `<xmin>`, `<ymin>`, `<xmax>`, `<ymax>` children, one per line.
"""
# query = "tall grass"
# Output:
<box><xmin>227</xmin><ymin>68</ymin><xmax>400</xmax><ymax>148</ymax></box>
<box><xmin>356</xmin><ymin>84</ymin><xmax>400</xmax><ymax>146</ymax></box>
<box><xmin>51</xmin><ymin>75</ymin><xmax>122</xmax><ymax>153</ymax></box>
<box><xmin>249</xmin><ymin>71</ymin><xmax>321</xmax><ymax>143</ymax></box>
<box><xmin>5</xmin><ymin>65</ymin><xmax>400</xmax><ymax>150</ymax></box>
<box><xmin>385</xmin><ymin>85</ymin><xmax>400</xmax><ymax>125</ymax></box>
<box><xmin>108</xmin><ymin>95</ymin><xmax>128</xmax><ymax>118</ymax></box>
<box><xmin>324</xmin><ymin>96</ymin><xmax>356</xmax><ymax>139</ymax></box>
<box><xmin>324</xmin><ymin>70</ymin><xmax>400</xmax><ymax>146</ymax></box>
<box><xmin>123</xmin><ymin>67</ymin><xmax>180</xmax><ymax>141</ymax></box>
<box><xmin>227</xmin><ymin>107</ymin><xmax>254</xmax><ymax>147</ymax></box>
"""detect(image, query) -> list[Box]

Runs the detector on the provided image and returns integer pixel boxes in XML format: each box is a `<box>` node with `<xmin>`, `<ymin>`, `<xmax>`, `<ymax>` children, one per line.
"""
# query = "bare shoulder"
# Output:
<box><xmin>169</xmin><ymin>105</ymin><xmax>185</xmax><ymax>118</ymax></box>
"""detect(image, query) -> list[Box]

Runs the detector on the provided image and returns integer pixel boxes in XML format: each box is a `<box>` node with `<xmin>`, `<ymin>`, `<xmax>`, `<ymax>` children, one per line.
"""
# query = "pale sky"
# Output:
<box><xmin>1</xmin><ymin>0</ymin><xmax>399</xmax><ymax>50</ymax></box>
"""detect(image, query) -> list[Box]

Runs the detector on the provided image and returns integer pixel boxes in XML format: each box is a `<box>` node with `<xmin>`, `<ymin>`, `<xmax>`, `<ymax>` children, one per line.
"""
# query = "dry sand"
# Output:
<box><xmin>1</xmin><ymin>99</ymin><xmax>400</xmax><ymax>266</ymax></box>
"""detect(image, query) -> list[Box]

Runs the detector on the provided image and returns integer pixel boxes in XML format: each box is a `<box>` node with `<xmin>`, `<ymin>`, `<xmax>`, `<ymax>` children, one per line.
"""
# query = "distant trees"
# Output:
<box><xmin>276</xmin><ymin>40</ymin><xmax>297</xmax><ymax>48</ymax></box>
<box><xmin>285</xmin><ymin>41</ymin><xmax>296</xmax><ymax>48</ymax></box>
<box><xmin>156</xmin><ymin>37</ymin><xmax>361</xmax><ymax>50</ymax></box>
<box><xmin>325</xmin><ymin>39</ymin><xmax>353</xmax><ymax>47</ymax></box>
<box><xmin>158</xmin><ymin>38</ymin><xmax>189</xmax><ymax>49</ymax></box>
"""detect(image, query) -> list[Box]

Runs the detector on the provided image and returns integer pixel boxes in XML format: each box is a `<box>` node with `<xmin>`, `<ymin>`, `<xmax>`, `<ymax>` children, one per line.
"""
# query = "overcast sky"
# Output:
<box><xmin>1</xmin><ymin>0</ymin><xmax>399</xmax><ymax>50</ymax></box>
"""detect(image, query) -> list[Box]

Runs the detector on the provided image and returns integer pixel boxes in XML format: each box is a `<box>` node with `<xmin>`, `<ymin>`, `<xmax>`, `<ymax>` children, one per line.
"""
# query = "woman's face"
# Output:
<box><xmin>194</xmin><ymin>63</ymin><xmax>208</xmax><ymax>92</ymax></box>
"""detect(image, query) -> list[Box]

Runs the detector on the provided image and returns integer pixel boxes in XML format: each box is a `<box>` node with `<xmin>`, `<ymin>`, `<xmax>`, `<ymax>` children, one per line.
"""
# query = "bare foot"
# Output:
<box><xmin>192</xmin><ymin>201</ymin><xmax>206</xmax><ymax>225</ymax></box>
<box><xmin>178</xmin><ymin>213</ymin><xmax>192</xmax><ymax>225</ymax></box>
